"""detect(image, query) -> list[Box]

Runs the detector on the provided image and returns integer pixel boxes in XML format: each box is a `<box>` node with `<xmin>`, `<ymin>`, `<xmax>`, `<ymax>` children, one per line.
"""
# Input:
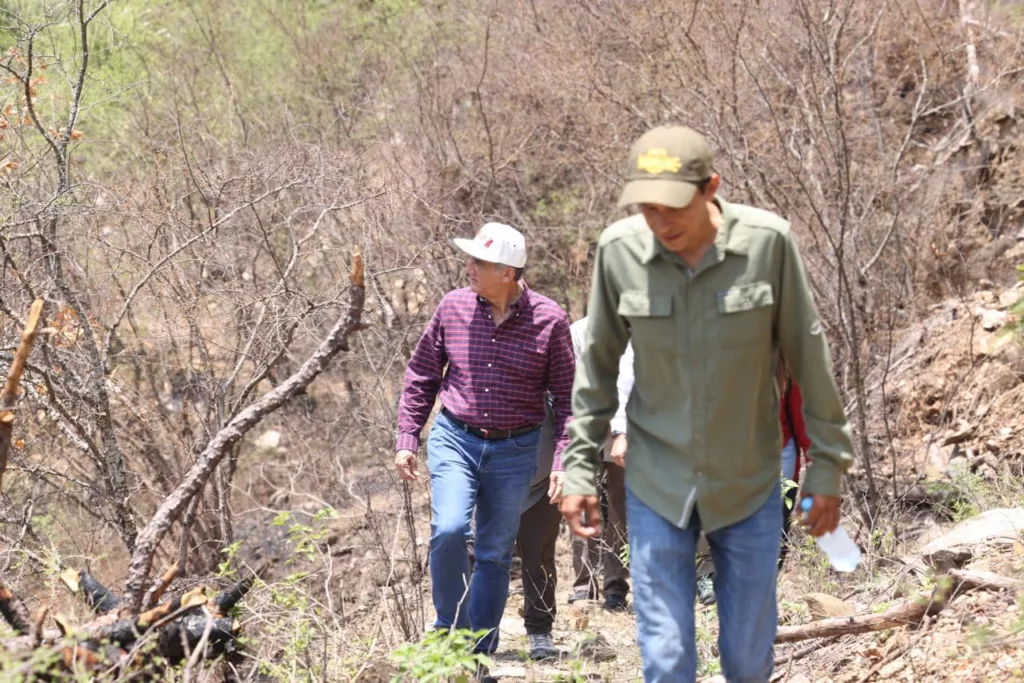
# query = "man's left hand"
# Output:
<box><xmin>548</xmin><ymin>471</ymin><xmax>565</xmax><ymax>504</ymax></box>
<box><xmin>801</xmin><ymin>493</ymin><xmax>841</xmax><ymax>537</ymax></box>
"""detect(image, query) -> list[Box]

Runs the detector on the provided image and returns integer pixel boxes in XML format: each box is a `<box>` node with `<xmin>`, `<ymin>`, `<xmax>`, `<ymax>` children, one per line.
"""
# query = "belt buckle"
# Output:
<box><xmin>479</xmin><ymin>427</ymin><xmax>493</xmax><ymax>439</ymax></box>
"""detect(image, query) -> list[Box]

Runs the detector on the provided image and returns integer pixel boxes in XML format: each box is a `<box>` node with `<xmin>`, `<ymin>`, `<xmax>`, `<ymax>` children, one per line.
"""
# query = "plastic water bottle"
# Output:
<box><xmin>800</xmin><ymin>497</ymin><xmax>861</xmax><ymax>572</ymax></box>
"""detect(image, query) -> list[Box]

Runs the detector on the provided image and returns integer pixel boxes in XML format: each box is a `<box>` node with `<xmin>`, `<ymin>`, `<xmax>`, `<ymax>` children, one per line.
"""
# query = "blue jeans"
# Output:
<box><xmin>781</xmin><ymin>438</ymin><xmax>798</xmax><ymax>482</ymax></box>
<box><xmin>628</xmin><ymin>482</ymin><xmax>782</xmax><ymax>682</ymax></box>
<box><xmin>427</xmin><ymin>411</ymin><xmax>539</xmax><ymax>653</ymax></box>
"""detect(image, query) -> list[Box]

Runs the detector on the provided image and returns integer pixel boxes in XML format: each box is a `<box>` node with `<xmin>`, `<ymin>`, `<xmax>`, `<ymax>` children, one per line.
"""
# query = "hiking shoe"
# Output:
<box><xmin>603</xmin><ymin>593</ymin><xmax>628</xmax><ymax>612</ymax></box>
<box><xmin>568</xmin><ymin>588</ymin><xmax>596</xmax><ymax>604</ymax></box>
<box><xmin>696</xmin><ymin>575</ymin><xmax>717</xmax><ymax>606</ymax></box>
<box><xmin>527</xmin><ymin>632</ymin><xmax>559</xmax><ymax>661</ymax></box>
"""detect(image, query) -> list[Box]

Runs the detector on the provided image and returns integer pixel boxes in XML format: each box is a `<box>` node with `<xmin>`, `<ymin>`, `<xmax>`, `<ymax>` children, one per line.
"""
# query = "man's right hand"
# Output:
<box><xmin>395</xmin><ymin>449</ymin><xmax>418</xmax><ymax>481</ymax></box>
<box><xmin>560</xmin><ymin>494</ymin><xmax>602</xmax><ymax>538</ymax></box>
<box><xmin>609</xmin><ymin>433</ymin><xmax>627</xmax><ymax>467</ymax></box>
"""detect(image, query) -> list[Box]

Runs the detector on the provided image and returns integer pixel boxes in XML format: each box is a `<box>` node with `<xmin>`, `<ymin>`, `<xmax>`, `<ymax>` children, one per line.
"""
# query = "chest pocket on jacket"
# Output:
<box><xmin>716</xmin><ymin>281</ymin><xmax>773</xmax><ymax>348</ymax></box>
<box><xmin>618</xmin><ymin>291</ymin><xmax>676</xmax><ymax>351</ymax></box>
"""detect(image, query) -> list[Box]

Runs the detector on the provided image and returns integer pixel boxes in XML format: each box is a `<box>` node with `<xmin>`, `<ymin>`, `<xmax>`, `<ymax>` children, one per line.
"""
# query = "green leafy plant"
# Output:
<box><xmin>782</xmin><ymin>477</ymin><xmax>799</xmax><ymax>509</ymax></box>
<box><xmin>553</xmin><ymin>657</ymin><xmax>592</xmax><ymax>682</ymax></box>
<box><xmin>390</xmin><ymin>628</ymin><xmax>493</xmax><ymax>682</ymax></box>
<box><xmin>271</xmin><ymin>507</ymin><xmax>338</xmax><ymax>563</ymax></box>
<box><xmin>217</xmin><ymin>540</ymin><xmax>243</xmax><ymax>579</ymax></box>
<box><xmin>250</xmin><ymin>507</ymin><xmax>344</xmax><ymax>680</ymax></box>
<box><xmin>695</xmin><ymin>605</ymin><xmax>721</xmax><ymax>677</ymax></box>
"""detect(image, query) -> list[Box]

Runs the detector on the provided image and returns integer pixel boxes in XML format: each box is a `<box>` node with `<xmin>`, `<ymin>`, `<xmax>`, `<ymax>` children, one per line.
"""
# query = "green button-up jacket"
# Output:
<box><xmin>562</xmin><ymin>199</ymin><xmax>855</xmax><ymax>531</ymax></box>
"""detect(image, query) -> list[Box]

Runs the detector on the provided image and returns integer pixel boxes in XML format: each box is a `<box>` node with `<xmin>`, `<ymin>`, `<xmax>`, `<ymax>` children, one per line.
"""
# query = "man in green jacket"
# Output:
<box><xmin>559</xmin><ymin>125</ymin><xmax>855</xmax><ymax>683</ymax></box>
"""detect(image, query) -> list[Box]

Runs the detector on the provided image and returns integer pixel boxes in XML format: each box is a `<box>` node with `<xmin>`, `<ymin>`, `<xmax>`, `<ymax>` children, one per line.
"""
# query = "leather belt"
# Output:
<box><xmin>442</xmin><ymin>408</ymin><xmax>539</xmax><ymax>441</ymax></box>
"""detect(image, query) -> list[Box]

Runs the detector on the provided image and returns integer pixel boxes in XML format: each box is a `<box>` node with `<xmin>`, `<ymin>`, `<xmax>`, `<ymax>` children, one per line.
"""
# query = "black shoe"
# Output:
<box><xmin>696</xmin><ymin>575</ymin><xmax>717</xmax><ymax>606</ymax></box>
<box><xmin>603</xmin><ymin>593</ymin><xmax>628</xmax><ymax>611</ymax></box>
<box><xmin>527</xmin><ymin>632</ymin><xmax>559</xmax><ymax>660</ymax></box>
<box><xmin>568</xmin><ymin>588</ymin><xmax>596</xmax><ymax>604</ymax></box>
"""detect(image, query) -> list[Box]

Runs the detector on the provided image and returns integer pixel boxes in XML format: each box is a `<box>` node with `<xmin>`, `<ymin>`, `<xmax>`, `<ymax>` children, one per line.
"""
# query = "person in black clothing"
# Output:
<box><xmin>513</xmin><ymin>398</ymin><xmax>563</xmax><ymax>660</ymax></box>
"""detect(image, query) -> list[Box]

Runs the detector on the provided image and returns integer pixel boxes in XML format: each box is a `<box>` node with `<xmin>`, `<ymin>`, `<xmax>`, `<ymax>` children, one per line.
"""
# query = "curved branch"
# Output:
<box><xmin>0</xmin><ymin>580</ymin><xmax>32</xmax><ymax>634</ymax></box>
<box><xmin>775</xmin><ymin>580</ymin><xmax>952</xmax><ymax>643</ymax></box>
<box><xmin>0</xmin><ymin>299</ymin><xmax>43</xmax><ymax>490</ymax></box>
<box><xmin>121</xmin><ymin>250</ymin><xmax>368</xmax><ymax>610</ymax></box>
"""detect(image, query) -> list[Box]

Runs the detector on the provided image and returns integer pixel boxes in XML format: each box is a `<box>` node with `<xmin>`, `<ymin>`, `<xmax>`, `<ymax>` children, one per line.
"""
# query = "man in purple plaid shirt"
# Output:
<box><xmin>394</xmin><ymin>222</ymin><xmax>576</xmax><ymax>656</ymax></box>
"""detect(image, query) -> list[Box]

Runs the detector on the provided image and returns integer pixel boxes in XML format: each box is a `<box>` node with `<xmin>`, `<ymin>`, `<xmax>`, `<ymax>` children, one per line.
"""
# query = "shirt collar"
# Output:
<box><xmin>640</xmin><ymin>228</ymin><xmax>662</xmax><ymax>265</ymax></box>
<box><xmin>714</xmin><ymin>198</ymin><xmax>747</xmax><ymax>259</ymax></box>
<box><xmin>640</xmin><ymin>197</ymin><xmax>746</xmax><ymax>266</ymax></box>
<box><xmin>476</xmin><ymin>282</ymin><xmax>532</xmax><ymax>311</ymax></box>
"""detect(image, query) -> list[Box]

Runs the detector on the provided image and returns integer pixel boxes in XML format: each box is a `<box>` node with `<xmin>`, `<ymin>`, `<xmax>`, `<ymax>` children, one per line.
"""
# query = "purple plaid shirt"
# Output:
<box><xmin>396</xmin><ymin>285</ymin><xmax>575</xmax><ymax>467</ymax></box>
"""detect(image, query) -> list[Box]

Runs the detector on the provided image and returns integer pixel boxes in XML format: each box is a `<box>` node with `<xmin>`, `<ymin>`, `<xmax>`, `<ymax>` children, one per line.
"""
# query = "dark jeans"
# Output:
<box><xmin>514</xmin><ymin>484</ymin><xmax>562</xmax><ymax>635</ymax></box>
<box><xmin>571</xmin><ymin>461</ymin><xmax>629</xmax><ymax>599</ymax></box>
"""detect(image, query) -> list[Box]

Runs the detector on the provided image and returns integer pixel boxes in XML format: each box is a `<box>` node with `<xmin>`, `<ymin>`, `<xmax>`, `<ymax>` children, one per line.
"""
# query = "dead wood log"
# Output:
<box><xmin>122</xmin><ymin>249</ymin><xmax>368</xmax><ymax>611</ymax></box>
<box><xmin>94</xmin><ymin>587</ymin><xmax>208</xmax><ymax>647</ymax></box>
<box><xmin>60</xmin><ymin>569</ymin><xmax>121</xmax><ymax>614</ymax></box>
<box><xmin>1</xmin><ymin>570</ymin><xmax>256</xmax><ymax>678</ymax></box>
<box><xmin>775</xmin><ymin>579</ymin><xmax>952</xmax><ymax>644</ymax></box>
<box><xmin>0</xmin><ymin>579</ymin><xmax>32</xmax><ymax>634</ymax></box>
<box><xmin>0</xmin><ymin>298</ymin><xmax>43</xmax><ymax>490</ymax></box>
<box><xmin>210</xmin><ymin>568</ymin><xmax>256</xmax><ymax>616</ymax></box>
<box><xmin>949</xmin><ymin>568</ymin><xmax>1023</xmax><ymax>593</ymax></box>
<box><xmin>158</xmin><ymin>615</ymin><xmax>240</xmax><ymax>664</ymax></box>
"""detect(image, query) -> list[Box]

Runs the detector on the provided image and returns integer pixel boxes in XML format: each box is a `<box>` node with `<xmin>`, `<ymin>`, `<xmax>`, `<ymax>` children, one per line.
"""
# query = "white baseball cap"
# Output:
<box><xmin>452</xmin><ymin>222</ymin><xmax>527</xmax><ymax>268</ymax></box>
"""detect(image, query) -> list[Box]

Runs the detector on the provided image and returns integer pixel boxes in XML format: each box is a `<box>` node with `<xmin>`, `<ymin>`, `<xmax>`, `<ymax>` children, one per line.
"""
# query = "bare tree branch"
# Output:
<box><xmin>122</xmin><ymin>250</ymin><xmax>368</xmax><ymax>610</ymax></box>
<box><xmin>0</xmin><ymin>299</ymin><xmax>43</xmax><ymax>490</ymax></box>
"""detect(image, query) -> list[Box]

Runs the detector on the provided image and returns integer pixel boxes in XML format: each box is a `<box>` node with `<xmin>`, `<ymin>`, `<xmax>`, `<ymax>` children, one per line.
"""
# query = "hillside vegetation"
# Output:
<box><xmin>0</xmin><ymin>0</ymin><xmax>1023</xmax><ymax>681</ymax></box>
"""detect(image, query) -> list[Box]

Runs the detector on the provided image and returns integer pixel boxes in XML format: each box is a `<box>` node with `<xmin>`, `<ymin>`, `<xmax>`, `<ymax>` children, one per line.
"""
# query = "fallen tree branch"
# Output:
<box><xmin>183</xmin><ymin>609</ymin><xmax>217</xmax><ymax>682</ymax></box>
<box><xmin>121</xmin><ymin>249</ymin><xmax>368</xmax><ymax>611</ymax></box>
<box><xmin>60</xmin><ymin>569</ymin><xmax>121</xmax><ymax>614</ymax></box>
<box><xmin>0</xmin><ymin>580</ymin><xmax>32</xmax><ymax>634</ymax></box>
<box><xmin>773</xmin><ymin>636</ymin><xmax>840</xmax><ymax>667</ymax></box>
<box><xmin>0</xmin><ymin>568</ymin><xmax>256</xmax><ymax>677</ymax></box>
<box><xmin>210</xmin><ymin>568</ymin><xmax>257</xmax><ymax>616</ymax></box>
<box><xmin>144</xmin><ymin>563</ymin><xmax>179</xmax><ymax>608</ymax></box>
<box><xmin>949</xmin><ymin>568</ymin><xmax>1023</xmax><ymax>593</ymax></box>
<box><xmin>775</xmin><ymin>579</ymin><xmax>952</xmax><ymax>643</ymax></box>
<box><xmin>0</xmin><ymin>298</ymin><xmax>43</xmax><ymax>490</ymax></box>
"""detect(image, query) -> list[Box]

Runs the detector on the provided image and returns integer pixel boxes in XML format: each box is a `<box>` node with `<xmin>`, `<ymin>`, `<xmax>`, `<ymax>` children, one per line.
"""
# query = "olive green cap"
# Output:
<box><xmin>617</xmin><ymin>126</ymin><xmax>714</xmax><ymax>209</ymax></box>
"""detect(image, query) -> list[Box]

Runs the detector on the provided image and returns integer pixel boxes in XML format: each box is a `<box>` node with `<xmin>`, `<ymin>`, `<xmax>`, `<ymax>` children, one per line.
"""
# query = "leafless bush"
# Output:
<box><xmin>1</xmin><ymin>1</ymin><xmax>1023</xmax><ymax>672</ymax></box>
<box><xmin>374</xmin><ymin>0</ymin><xmax>1023</xmax><ymax>529</ymax></box>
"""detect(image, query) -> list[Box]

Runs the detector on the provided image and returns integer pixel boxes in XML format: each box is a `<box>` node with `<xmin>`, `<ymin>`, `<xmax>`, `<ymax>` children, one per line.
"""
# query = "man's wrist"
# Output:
<box><xmin>562</xmin><ymin>471</ymin><xmax>598</xmax><ymax>497</ymax></box>
<box><xmin>800</xmin><ymin>459</ymin><xmax>842</xmax><ymax>498</ymax></box>
<box><xmin>395</xmin><ymin>433</ymin><xmax>421</xmax><ymax>453</ymax></box>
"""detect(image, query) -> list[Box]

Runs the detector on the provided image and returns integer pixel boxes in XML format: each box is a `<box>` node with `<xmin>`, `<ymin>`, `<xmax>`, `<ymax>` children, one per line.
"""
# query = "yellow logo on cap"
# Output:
<box><xmin>637</xmin><ymin>148</ymin><xmax>682</xmax><ymax>175</ymax></box>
